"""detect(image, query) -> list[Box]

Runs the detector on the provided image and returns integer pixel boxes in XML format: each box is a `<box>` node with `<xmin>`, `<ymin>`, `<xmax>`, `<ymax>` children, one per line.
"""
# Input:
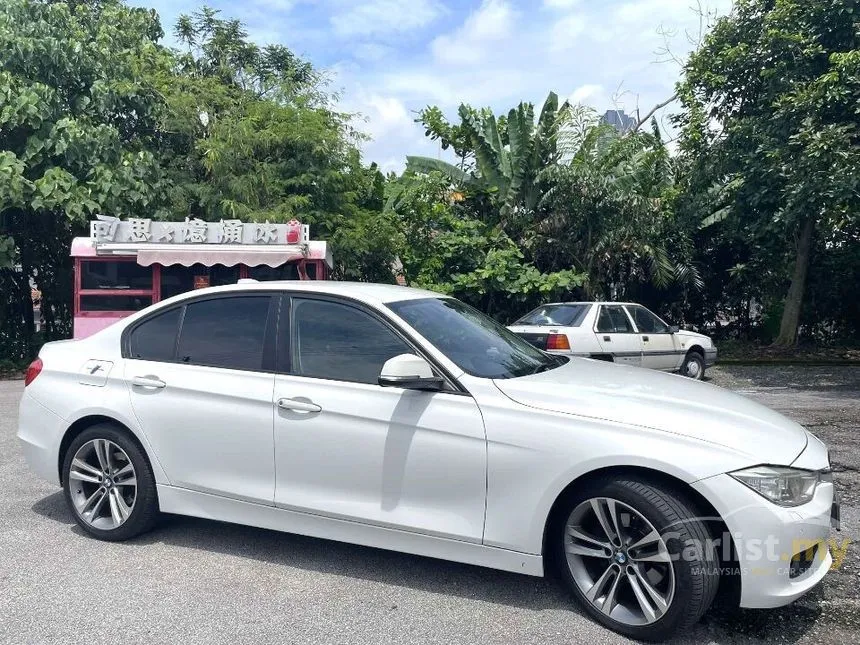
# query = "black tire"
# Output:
<box><xmin>62</xmin><ymin>423</ymin><xmax>159</xmax><ymax>541</ymax></box>
<box><xmin>680</xmin><ymin>351</ymin><xmax>705</xmax><ymax>380</ymax></box>
<box><xmin>551</xmin><ymin>476</ymin><xmax>719</xmax><ymax>642</ymax></box>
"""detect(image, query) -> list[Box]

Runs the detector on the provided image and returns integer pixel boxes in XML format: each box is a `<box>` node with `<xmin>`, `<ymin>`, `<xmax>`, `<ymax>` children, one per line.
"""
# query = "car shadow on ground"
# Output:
<box><xmin>31</xmin><ymin>490</ymin><xmax>826</xmax><ymax>643</ymax></box>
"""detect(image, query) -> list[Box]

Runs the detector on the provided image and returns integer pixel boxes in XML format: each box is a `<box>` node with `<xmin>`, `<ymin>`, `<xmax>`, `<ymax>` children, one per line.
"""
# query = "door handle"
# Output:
<box><xmin>642</xmin><ymin>335</ymin><xmax>650</xmax><ymax>342</ymax></box>
<box><xmin>277</xmin><ymin>397</ymin><xmax>322</xmax><ymax>413</ymax></box>
<box><xmin>603</xmin><ymin>336</ymin><xmax>611</xmax><ymax>341</ymax></box>
<box><xmin>131</xmin><ymin>375</ymin><xmax>166</xmax><ymax>389</ymax></box>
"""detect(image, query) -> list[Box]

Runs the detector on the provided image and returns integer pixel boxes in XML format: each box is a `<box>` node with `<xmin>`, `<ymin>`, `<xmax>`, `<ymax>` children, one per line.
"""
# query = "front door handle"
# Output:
<box><xmin>277</xmin><ymin>397</ymin><xmax>322</xmax><ymax>413</ymax></box>
<box><xmin>131</xmin><ymin>375</ymin><xmax>166</xmax><ymax>389</ymax></box>
<box><xmin>642</xmin><ymin>335</ymin><xmax>650</xmax><ymax>342</ymax></box>
<box><xmin>603</xmin><ymin>335</ymin><xmax>611</xmax><ymax>341</ymax></box>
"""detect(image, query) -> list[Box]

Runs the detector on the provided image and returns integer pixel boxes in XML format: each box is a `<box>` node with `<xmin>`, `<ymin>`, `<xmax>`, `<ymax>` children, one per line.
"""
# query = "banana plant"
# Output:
<box><xmin>406</xmin><ymin>91</ymin><xmax>568</xmax><ymax>224</ymax></box>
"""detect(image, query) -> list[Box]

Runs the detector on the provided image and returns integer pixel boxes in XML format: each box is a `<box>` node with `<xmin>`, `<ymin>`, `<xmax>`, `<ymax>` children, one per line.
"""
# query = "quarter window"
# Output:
<box><xmin>596</xmin><ymin>306</ymin><xmax>633</xmax><ymax>333</ymax></box>
<box><xmin>628</xmin><ymin>306</ymin><xmax>669</xmax><ymax>333</ymax></box>
<box><xmin>175</xmin><ymin>296</ymin><xmax>271</xmax><ymax>370</ymax></box>
<box><xmin>292</xmin><ymin>299</ymin><xmax>412</xmax><ymax>385</ymax></box>
<box><xmin>129</xmin><ymin>307</ymin><xmax>181</xmax><ymax>361</ymax></box>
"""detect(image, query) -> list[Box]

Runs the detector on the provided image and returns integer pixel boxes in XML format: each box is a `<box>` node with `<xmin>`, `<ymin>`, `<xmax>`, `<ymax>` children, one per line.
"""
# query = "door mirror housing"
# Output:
<box><xmin>668</xmin><ymin>325</ymin><xmax>680</xmax><ymax>334</ymax></box>
<box><xmin>379</xmin><ymin>354</ymin><xmax>444</xmax><ymax>391</ymax></box>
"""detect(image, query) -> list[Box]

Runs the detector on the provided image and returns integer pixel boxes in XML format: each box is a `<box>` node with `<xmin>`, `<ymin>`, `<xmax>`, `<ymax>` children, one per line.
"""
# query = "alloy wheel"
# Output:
<box><xmin>564</xmin><ymin>497</ymin><xmax>675</xmax><ymax>626</ymax></box>
<box><xmin>68</xmin><ymin>439</ymin><xmax>137</xmax><ymax>530</ymax></box>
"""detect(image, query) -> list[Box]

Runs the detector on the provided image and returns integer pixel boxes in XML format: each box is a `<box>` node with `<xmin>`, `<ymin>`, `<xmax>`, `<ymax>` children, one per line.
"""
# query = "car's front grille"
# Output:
<box><xmin>789</xmin><ymin>542</ymin><xmax>820</xmax><ymax>579</ymax></box>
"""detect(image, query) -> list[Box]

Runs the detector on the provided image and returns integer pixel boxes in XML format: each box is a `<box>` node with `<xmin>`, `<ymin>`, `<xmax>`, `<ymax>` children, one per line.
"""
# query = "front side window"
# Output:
<box><xmin>514</xmin><ymin>304</ymin><xmax>592</xmax><ymax>327</ymax></box>
<box><xmin>388</xmin><ymin>298</ymin><xmax>564</xmax><ymax>379</ymax></box>
<box><xmin>627</xmin><ymin>305</ymin><xmax>669</xmax><ymax>333</ymax></box>
<box><xmin>129</xmin><ymin>307</ymin><xmax>181</xmax><ymax>361</ymax></box>
<box><xmin>175</xmin><ymin>296</ymin><xmax>271</xmax><ymax>370</ymax></box>
<box><xmin>292</xmin><ymin>298</ymin><xmax>412</xmax><ymax>385</ymax></box>
<box><xmin>596</xmin><ymin>306</ymin><xmax>633</xmax><ymax>333</ymax></box>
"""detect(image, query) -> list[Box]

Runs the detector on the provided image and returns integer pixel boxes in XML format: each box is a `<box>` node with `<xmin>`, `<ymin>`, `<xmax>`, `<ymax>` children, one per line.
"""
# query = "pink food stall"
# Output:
<box><xmin>71</xmin><ymin>216</ymin><xmax>332</xmax><ymax>338</ymax></box>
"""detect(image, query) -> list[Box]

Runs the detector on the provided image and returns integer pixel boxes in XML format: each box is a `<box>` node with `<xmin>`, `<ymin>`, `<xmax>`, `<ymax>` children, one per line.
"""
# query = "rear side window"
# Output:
<box><xmin>292</xmin><ymin>298</ymin><xmax>412</xmax><ymax>384</ymax></box>
<box><xmin>128</xmin><ymin>307</ymin><xmax>181</xmax><ymax>361</ymax></box>
<box><xmin>596</xmin><ymin>305</ymin><xmax>633</xmax><ymax>333</ymax></box>
<box><xmin>176</xmin><ymin>296</ymin><xmax>271</xmax><ymax>371</ymax></box>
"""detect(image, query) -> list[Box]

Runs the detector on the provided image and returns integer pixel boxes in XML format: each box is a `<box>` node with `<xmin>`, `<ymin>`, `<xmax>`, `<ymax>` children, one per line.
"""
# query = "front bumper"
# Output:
<box><xmin>692</xmin><ymin>472</ymin><xmax>835</xmax><ymax>608</ymax></box>
<box><xmin>704</xmin><ymin>347</ymin><xmax>718</xmax><ymax>366</ymax></box>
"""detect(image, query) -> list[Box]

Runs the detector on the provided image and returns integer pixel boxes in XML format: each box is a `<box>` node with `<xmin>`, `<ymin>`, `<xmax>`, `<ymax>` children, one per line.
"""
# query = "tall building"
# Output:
<box><xmin>600</xmin><ymin>109</ymin><xmax>637</xmax><ymax>133</ymax></box>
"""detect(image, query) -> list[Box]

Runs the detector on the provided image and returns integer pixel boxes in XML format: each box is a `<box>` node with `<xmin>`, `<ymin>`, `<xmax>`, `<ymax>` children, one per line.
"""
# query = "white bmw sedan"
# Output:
<box><xmin>19</xmin><ymin>282</ymin><xmax>837</xmax><ymax>641</ymax></box>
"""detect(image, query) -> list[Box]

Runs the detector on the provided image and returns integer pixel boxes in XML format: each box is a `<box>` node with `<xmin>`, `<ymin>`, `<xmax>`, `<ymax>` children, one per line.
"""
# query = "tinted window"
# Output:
<box><xmin>628</xmin><ymin>306</ymin><xmax>669</xmax><ymax>333</ymax></box>
<box><xmin>388</xmin><ymin>298</ymin><xmax>564</xmax><ymax>379</ymax></box>
<box><xmin>249</xmin><ymin>264</ymin><xmax>299</xmax><ymax>281</ymax></box>
<box><xmin>292</xmin><ymin>299</ymin><xmax>412</xmax><ymax>384</ymax></box>
<box><xmin>80</xmin><ymin>295</ymin><xmax>152</xmax><ymax>312</ymax></box>
<box><xmin>515</xmin><ymin>304</ymin><xmax>591</xmax><ymax>327</ymax></box>
<box><xmin>81</xmin><ymin>261</ymin><xmax>152</xmax><ymax>290</ymax></box>
<box><xmin>129</xmin><ymin>308</ymin><xmax>181</xmax><ymax>361</ymax></box>
<box><xmin>596</xmin><ymin>306</ymin><xmax>633</xmax><ymax>333</ymax></box>
<box><xmin>176</xmin><ymin>296</ymin><xmax>271</xmax><ymax>370</ymax></box>
<box><xmin>160</xmin><ymin>264</ymin><xmax>240</xmax><ymax>300</ymax></box>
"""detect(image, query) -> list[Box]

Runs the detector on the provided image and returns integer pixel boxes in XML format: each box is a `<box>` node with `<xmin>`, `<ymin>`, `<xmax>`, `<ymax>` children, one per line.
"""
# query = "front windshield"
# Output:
<box><xmin>514</xmin><ymin>303</ymin><xmax>591</xmax><ymax>327</ymax></box>
<box><xmin>387</xmin><ymin>297</ymin><xmax>565</xmax><ymax>379</ymax></box>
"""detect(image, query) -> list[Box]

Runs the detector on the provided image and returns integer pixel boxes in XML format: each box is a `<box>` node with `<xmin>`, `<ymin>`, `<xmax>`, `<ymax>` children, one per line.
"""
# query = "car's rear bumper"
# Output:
<box><xmin>705</xmin><ymin>347</ymin><xmax>718</xmax><ymax>366</ymax></box>
<box><xmin>17</xmin><ymin>391</ymin><xmax>65</xmax><ymax>486</ymax></box>
<box><xmin>692</xmin><ymin>473</ymin><xmax>834</xmax><ymax>608</ymax></box>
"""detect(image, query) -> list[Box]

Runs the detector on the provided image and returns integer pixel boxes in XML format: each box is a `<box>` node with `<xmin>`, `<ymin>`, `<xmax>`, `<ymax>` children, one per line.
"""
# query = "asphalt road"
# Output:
<box><xmin>1</xmin><ymin>366</ymin><xmax>858</xmax><ymax>645</ymax></box>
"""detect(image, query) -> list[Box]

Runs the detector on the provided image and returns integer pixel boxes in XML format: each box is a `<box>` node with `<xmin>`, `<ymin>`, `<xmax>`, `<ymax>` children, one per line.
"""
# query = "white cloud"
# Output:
<box><xmin>543</xmin><ymin>0</ymin><xmax>581</xmax><ymax>9</ymax></box>
<box><xmin>430</xmin><ymin>0</ymin><xmax>515</xmax><ymax>65</ymax></box>
<box><xmin>568</xmin><ymin>84</ymin><xmax>603</xmax><ymax>105</ymax></box>
<box><xmin>330</xmin><ymin>0</ymin><xmax>445</xmax><ymax>38</ymax></box>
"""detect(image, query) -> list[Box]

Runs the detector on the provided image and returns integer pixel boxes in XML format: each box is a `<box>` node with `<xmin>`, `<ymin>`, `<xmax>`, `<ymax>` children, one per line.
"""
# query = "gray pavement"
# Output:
<box><xmin>1</xmin><ymin>365</ymin><xmax>858</xmax><ymax>644</ymax></box>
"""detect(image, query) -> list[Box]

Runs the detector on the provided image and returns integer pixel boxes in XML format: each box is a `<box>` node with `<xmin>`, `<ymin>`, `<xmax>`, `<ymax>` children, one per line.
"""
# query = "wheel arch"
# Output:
<box><xmin>58</xmin><ymin>414</ymin><xmax>157</xmax><ymax>485</ymax></box>
<box><xmin>540</xmin><ymin>465</ymin><xmax>736</xmax><ymax>579</ymax></box>
<box><xmin>686</xmin><ymin>344</ymin><xmax>705</xmax><ymax>358</ymax></box>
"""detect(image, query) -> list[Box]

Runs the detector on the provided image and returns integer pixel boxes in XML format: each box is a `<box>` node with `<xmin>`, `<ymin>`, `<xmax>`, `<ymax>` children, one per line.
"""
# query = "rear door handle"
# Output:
<box><xmin>642</xmin><ymin>336</ymin><xmax>650</xmax><ymax>342</ymax></box>
<box><xmin>603</xmin><ymin>336</ymin><xmax>611</xmax><ymax>341</ymax></box>
<box><xmin>131</xmin><ymin>375</ymin><xmax>166</xmax><ymax>389</ymax></box>
<box><xmin>277</xmin><ymin>397</ymin><xmax>322</xmax><ymax>413</ymax></box>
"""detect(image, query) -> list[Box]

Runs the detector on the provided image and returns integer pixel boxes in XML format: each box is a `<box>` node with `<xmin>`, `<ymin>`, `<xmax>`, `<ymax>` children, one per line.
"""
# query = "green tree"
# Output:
<box><xmin>676</xmin><ymin>0</ymin><xmax>860</xmax><ymax>345</ymax></box>
<box><xmin>406</xmin><ymin>92</ymin><xmax>569</xmax><ymax>225</ymax></box>
<box><xmin>152</xmin><ymin>7</ymin><xmax>398</xmax><ymax>281</ymax></box>
<box><xmin>0</xmin><ymin>0</ymin><xmax>170</xmax><ymax>361</ymax></box>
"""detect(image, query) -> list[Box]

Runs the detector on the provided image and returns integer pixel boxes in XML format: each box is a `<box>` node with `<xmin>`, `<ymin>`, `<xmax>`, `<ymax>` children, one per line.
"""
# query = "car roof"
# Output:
<box><xmin>528</xmin><ymin>302</ymin><xmax>638</xmax><ymax>307</ymax></box>
<box><xmin>175</xmin><ymin>280</ymin><xmax>443</xmax><ymax>306</ymax></box>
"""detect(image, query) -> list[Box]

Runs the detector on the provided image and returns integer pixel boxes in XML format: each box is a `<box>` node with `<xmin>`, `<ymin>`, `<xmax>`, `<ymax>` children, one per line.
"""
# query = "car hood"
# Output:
<box><xmin>493</xmin><ymin>358</ymin><xmax>807</xmax><ymax>465</ymax></box>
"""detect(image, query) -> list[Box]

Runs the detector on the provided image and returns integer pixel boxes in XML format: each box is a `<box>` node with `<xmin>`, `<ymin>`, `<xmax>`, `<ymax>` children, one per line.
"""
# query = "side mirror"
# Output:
<box><xmin>669</xmin><ymin>325</ymin><xmax>680</xmax><ymax>334</ymax></box>
<box><xmin>378</xmin><ymin>354</ymin><xmax>444</xmax><ymax>391</ymax></box>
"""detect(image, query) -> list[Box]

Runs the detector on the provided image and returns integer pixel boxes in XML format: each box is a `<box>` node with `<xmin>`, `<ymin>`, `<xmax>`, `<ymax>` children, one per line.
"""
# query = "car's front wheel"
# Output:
<box><xmin>62</xmin><ymin>423</ymin><xmax>159</xmax><ymax>541</ymax></box>
<box><xmin>552</xmin><ymin>477</ymin><xmax>719</xmax><ymax>641</ymax></box>
<box><xmin>680</xmin><ymin>351</ymin><xmax>705</xmax><ymax>380</ymax></box>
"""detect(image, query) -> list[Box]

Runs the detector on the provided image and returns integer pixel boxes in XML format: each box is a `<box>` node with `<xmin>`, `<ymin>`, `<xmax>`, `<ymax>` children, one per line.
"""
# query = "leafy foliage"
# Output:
<box><xmin>675</xmin><ymin>0</ymin><xmax>860</xmax><ymax>344</ymax></box>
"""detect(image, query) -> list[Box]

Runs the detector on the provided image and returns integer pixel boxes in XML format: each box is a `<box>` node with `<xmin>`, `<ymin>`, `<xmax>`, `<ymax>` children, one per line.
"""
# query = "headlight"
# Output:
<box><xmin>730</xmin><ymin>465</ymin><xmax>822</xmax><ymax>507</ymax></box>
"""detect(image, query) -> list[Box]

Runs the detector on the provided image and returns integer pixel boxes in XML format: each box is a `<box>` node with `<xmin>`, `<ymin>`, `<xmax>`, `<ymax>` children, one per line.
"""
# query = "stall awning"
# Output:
<box><xmin>135</xmin><ymin>245</ymin><xmax>307</xmax><ymax>267</ymax></box>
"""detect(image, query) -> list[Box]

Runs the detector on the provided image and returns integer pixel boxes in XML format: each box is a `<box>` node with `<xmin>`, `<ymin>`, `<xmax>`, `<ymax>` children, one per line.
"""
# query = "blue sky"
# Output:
<box><xmin>132</xmin><ymin>0</ymin><xmax>733</xmax><ymax>171</ymax></box>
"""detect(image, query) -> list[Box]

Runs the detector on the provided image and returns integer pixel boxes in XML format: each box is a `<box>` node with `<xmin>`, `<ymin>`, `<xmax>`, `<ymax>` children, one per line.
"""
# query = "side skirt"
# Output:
<box><xmin>157</xmin><ymin>484</ymin><xmax>544</xmax><ymax>577</ymax></box>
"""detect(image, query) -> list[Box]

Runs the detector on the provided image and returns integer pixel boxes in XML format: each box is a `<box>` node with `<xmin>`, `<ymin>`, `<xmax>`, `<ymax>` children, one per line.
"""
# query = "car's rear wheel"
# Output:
<box><xmin>62</xmin><ymin>423</ymin><xmax>159</xmax><ymax>540</ymax></box>
<box><xmin>552</xmin><ymin>477</ymin><xmax>719</xmax><ymax>641</ymax></box>
<box><xmin>680</xmin><ymin>351</ymin><xmax>705</xmax><ymax>380</ymax></box>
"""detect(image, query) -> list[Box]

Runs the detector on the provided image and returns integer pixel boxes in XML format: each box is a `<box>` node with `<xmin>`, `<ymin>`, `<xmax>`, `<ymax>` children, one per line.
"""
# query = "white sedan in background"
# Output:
<box><xmin>18</xmin><ymin>282</ymin><xmax>835</xmax><ymax>641</ymax></box>
<box><xmin>508</xmin><ymin>302</ymin><xmax>718</xmax><ymax>379</ymax></box>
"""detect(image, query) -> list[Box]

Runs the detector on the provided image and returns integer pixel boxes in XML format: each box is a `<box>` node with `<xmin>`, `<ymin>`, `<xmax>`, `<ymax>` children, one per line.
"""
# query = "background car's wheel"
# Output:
<box><xmin>551</xmin><ymin>476</ymin><xmax>719</xmax><ymax>642</ymax></box>
<box><xmin>680</xmin><ymin>351</ymin><xmax>705</xmax><ymax>380</ymax></box>
<box><xmin>62</xmin><ymin>423</ymin><xmax>159</xmax><ymax>541</ymax></box>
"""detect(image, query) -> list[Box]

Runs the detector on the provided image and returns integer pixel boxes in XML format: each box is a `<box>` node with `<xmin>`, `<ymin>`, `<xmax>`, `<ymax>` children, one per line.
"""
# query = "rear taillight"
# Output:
<box><xmin>546</xmin><ymin>333</ymin><xmax>570</xmax><ymax>351</ymax></box>
<box><xmin>24</xmin><ymin>358</ymin><xmax>43</xmax><ymax>387</ymax></box>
